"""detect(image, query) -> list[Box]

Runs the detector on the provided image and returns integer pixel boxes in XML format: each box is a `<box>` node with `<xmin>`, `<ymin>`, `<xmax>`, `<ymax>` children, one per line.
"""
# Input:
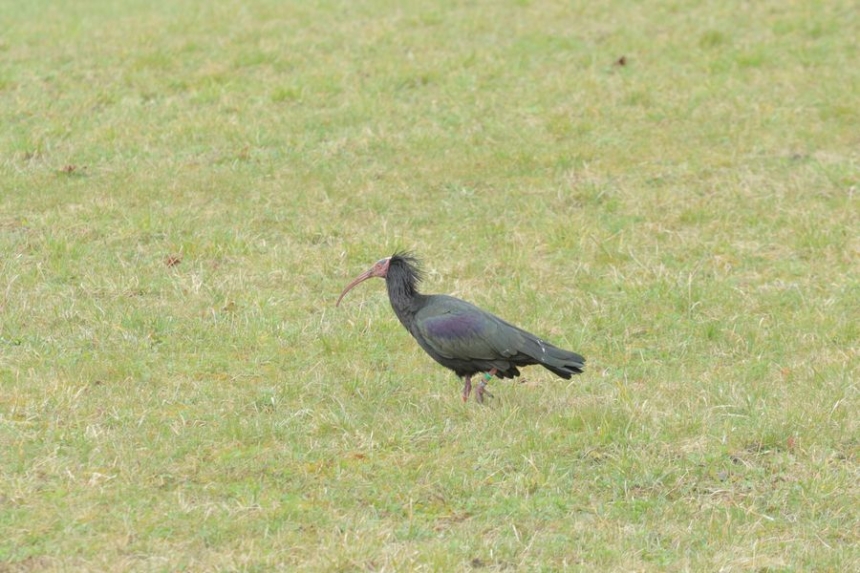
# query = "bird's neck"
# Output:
<box><xmin>385</xmin><ymin>277</ymin><xmax>426</xmax><ymax>330</ymax></box>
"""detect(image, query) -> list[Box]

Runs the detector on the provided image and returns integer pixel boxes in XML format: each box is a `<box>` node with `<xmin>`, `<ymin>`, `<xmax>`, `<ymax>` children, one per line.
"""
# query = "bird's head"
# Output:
<box><xmin>335</xmin><ymin>257</ymin><xmax>391</xmax><ymax>307</ymax></box>
<box><xmin>336</xmin><ymin>252</ymin><xmax>423</xmax><ymax>307</ymax></box>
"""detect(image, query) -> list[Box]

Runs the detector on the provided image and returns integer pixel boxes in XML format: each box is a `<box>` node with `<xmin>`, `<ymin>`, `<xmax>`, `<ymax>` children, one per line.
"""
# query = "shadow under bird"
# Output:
<box><xmin>336</xmin><ymin>252</ymin><xmax>585</xmax><ymax>402</ymax></box>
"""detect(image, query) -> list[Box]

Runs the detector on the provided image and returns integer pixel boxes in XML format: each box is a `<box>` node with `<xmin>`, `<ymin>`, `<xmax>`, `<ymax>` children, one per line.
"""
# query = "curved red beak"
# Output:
<box><xmin>336</xmin><ymin>258</ymin><xmax>391</xmax><ymax>306</ymax></box>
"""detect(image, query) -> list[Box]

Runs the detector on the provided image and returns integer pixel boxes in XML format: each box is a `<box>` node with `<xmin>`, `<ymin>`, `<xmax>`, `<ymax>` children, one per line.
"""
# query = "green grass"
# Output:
<box><xmin>1</xmin><ymin>0</ymin><xmax>858</xmax><ymax>570</ymax></box>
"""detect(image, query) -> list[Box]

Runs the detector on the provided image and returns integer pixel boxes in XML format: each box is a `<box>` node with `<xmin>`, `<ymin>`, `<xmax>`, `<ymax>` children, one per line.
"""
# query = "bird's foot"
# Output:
<box><xmin>475</xmin><ymin>379</ymin><xmax>494</xmax><ymax>403</ymax></box>
<box><xmin>461</xmin><ymin>376</ymin><xmax>472</xmax><ymax>402</ymax></box>
<box><xmin>475</xmin><ymin>369</ymin><xmax>497</xmax><ymax>404</ymax></box>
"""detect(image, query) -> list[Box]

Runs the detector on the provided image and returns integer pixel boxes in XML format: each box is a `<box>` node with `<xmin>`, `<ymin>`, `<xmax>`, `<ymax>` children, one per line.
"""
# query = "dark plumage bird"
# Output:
<box><xmin>336</xmin><ymin>252</ymin><xmax>585</xmax><ymax>402</ymax></box>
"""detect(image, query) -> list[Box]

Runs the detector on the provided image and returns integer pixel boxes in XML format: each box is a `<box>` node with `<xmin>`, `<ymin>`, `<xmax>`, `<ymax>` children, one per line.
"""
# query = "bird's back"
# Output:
<box><xmin>408</xmin><ymin>294</ymin><xmax>581</xmax><ymax>379</ymax></box>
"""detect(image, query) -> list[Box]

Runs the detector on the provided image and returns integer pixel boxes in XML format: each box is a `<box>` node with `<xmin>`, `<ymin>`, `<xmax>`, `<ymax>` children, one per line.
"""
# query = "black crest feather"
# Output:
<box><xmin>390</xmin><ymin>251</ymin><xmax>424</xmax><ymax>284</ymax></box>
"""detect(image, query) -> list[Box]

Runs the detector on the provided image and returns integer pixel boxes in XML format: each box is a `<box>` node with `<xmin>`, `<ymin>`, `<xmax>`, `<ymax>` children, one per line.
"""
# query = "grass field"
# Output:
<box><xmin>2</xmin><ymin>0</ymin><xmax>858</xmax><ymax>570</ymax></box>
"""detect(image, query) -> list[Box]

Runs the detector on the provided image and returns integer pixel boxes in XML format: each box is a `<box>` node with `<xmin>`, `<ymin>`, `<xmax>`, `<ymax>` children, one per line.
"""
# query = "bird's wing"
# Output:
<box><xmin>413</xmin><ymin>298</ymin><xmax>522</xmax><ymax>361</ymax></box>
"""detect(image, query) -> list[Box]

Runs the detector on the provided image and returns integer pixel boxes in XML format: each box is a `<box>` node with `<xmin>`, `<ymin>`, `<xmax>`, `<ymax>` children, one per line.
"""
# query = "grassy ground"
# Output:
<box><xmin>1</xmin><ymin>0</ymin><xmax>858</xmax><ymax>570</ymax></box>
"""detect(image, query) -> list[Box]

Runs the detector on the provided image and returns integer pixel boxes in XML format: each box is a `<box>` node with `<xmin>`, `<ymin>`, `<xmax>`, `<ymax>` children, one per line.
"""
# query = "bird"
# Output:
<box><xmin>336</xmin><ymin>252</ymin><xmax>585</xmax><ymax>402</ymax></box>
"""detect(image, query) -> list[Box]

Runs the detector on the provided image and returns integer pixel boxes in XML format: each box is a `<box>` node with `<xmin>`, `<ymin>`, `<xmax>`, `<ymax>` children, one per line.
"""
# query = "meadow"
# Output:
<box><xmin>1</xmin><ymin>0</ymin><xmax>858</xmax><ymax>570</ymax></box>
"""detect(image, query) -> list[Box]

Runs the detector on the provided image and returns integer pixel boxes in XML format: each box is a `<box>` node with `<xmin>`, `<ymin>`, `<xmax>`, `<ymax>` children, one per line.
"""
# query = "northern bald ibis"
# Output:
<box><xmin>336</xmin><ymin>252</ymin><xmax>585</xmax><ymax>402</ymax></box>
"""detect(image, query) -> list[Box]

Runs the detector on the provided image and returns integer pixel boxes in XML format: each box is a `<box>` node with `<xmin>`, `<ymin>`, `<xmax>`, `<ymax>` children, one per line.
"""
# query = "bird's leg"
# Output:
<box><xmin>475</xmin><ymin>368</ymin><xmax>497</xmax><ymax>403</ymax></box>
<box><xmin>461</xmin><ymin>375</ymin><xmax>472</xmax><ymax>402</ymax></box>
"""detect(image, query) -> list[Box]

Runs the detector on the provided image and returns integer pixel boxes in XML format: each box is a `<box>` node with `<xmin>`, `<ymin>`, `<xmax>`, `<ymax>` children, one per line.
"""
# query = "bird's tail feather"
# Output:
<box><xmin>521</xmin><ymin>336</ymin><xmax>585</xmax><ymax>380</ymax></box>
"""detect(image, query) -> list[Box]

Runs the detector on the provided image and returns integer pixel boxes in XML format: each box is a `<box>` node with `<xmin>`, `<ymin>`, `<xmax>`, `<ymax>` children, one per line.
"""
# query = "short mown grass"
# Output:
<box><xmin>2</xmin><ymin>0</ymin><xmax>858</xmax><ymax>570</ymax></box>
